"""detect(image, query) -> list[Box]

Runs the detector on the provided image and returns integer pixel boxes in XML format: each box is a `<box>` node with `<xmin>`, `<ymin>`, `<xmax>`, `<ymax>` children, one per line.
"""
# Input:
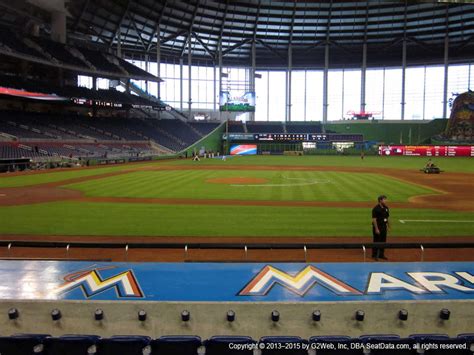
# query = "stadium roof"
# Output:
<box><xmin>3</xmin><ymin>1</ymin><xmax>474</xmax><ymax>68</ymax></box>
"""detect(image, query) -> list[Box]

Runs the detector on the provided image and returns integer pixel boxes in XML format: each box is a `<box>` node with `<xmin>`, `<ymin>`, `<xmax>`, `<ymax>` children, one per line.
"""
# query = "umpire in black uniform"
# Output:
<box><xmin>372</xmin><ymin>195</ymin><xmax>390</xmax><ymax>260</ymax></box>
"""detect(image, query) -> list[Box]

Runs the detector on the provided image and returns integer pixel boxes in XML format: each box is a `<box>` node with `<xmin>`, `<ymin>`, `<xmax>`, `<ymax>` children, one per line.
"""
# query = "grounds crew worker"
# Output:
<box><xmin>372</xmin><ymin>195</ymin><xmax>389</xmax><ymax>260</ymax></box>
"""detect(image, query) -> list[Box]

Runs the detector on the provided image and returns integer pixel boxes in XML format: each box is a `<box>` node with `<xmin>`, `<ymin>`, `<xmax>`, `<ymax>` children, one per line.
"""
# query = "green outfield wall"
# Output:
<box><xmin>325</xmin><ymin>119</ymin><xmax>447</xmax><ymax>144</ymax></box>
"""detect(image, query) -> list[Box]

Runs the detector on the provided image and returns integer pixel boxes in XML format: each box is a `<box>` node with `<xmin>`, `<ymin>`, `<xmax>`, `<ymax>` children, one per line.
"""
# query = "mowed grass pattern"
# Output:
<box><xmin>0</xmin><ymin>202</ymin><xmax>472</xmax><ymax>237</ymax></box>
<box><xmin>66</xmin><ymin>170</ymin><xmax>435</xmax><ymax>202</ymax></box>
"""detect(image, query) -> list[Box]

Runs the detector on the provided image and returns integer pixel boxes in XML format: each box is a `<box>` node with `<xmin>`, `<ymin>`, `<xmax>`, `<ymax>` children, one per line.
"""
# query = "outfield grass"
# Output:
<box><xmin>67</xmin><ymin>170</ymin><xmax>435</xmax><ymax>202</ymax></box>
<box><xmin>167</xmin><ymin>155</ymin><xmax>474</xmax><ymax>173</ymax></box>
<box><xmin>0</xmin><ymin>202</ymin><xmax>472</xmax><ymax>237</ymax></box>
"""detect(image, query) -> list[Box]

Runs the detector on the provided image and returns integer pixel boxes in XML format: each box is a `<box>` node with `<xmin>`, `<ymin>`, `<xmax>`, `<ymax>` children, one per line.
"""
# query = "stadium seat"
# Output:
<box><xmin>359</xmin><ymin>334</ymin><xmax>415</xmax><ymax>354</ymax></box>
<box><xmin>151</xmin><ymin>335</ymin><xmax>202</xmax><ymax>355</ymax></box>
<box><xmin>204</xmin><ymin>336</ymin><xmax>256</xmax><ymax>355</ymax></box>
<box><xmin>259</xmin><ymin>336</ymin><xmax>307</xmax><ymax>355</ymax></box>
<box><xmin>409</xmin><ymin>334</ymin><xmax>466</xmax><ymax>355</ymax></box>
<box><xmin>44</xmin><ymin>335</ymin><xmax>100</xmax><ymax>355</ymax></box>
<box><xmin>308</xmin><ymin>336</ymin><xmax>362</xmax><ymax>354</ymax></box>
<box><xmin>99</xmin><ymin>335</ymin><xmax>151</xmax><ymax>355</ymax></box>
<box><xmin>0</xmin><ymin>334</ymin><xmax>50</xmax><ymax>355</ymax></box>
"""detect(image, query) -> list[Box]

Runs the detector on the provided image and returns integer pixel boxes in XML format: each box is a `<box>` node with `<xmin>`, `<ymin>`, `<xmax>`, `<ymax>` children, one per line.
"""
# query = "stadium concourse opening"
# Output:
<box><xmin>0</xmin><ymin>0</ymin><xmax>473</xmax><ymax>351</ymax></box>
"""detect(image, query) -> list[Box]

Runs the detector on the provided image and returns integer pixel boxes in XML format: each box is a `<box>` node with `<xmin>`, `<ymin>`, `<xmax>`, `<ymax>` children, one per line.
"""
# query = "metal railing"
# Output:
<box><xmin>1</xmin><ymin>240</ymin><xmax>473</xmax><ymax>262</ymax></box>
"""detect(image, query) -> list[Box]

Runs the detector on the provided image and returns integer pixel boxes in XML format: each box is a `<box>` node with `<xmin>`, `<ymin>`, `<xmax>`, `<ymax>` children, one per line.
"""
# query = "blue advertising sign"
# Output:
<box><xmin>1</xmin><ymin>261</ymin><xmax>473</xmax><ymax>302</ymax></box>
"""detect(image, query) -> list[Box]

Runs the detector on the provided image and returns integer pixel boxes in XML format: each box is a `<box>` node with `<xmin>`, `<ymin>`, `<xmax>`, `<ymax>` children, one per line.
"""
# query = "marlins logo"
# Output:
<box><xmin>54</xmin><ymin>266</ymin><xmax>144</xmax><ymax>299</ymax></box>
<box><xmin>239</xmin><ymin>265</ymin><xmax>361</xmax><ymax>296</ymax></box>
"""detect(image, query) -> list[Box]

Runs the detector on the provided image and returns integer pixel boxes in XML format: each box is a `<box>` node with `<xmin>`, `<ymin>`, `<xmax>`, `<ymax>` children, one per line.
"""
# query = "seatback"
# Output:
<box><xmin>44</xmin><ymin>335</ymin><xmax>100</xmax><ymax>355</ymax></box>
<box><xmin>151</xmin><ymin>335</ymin><xmax>201</xmax><ymax>355</ymax></box>
<box><xmin>204</xmin><ymin>336</ymin><xmax>256</xmax><ymax>355</ymax></box>
<box><xmin>0</xmin><ymin>334</ymin><xmax>50</xmax><ymax>355</ymax></box>
<box><xmin>99</xmin><ymin>335</ymin><xmax>151</xmax><ymax>355</ymax></box>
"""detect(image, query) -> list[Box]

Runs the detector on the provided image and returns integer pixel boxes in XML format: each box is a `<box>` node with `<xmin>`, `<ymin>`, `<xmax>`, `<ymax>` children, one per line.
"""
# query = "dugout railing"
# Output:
<box><xmin>0</xmin><ymin>240</ymin><xmax>473</xmax><ymax>262</ymax></box>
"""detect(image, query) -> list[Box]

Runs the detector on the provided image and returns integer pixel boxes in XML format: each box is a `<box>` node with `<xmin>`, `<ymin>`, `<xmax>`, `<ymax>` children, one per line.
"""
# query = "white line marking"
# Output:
<box><xmin>399</xmin><ymin>219</ymin><xmax>474</xmax><ymax>224</ymax></box>
<box><xmin>231</xmin><ymin>176</ymin><xmax>331</xmax><ymax>187</ymax></box>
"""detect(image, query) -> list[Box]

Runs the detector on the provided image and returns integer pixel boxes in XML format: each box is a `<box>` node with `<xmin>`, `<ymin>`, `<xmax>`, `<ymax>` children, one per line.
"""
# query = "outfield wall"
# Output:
<box><xmin>325</xmin><ymin>119</ymin><xmax>447</xmax><ymax>145</ymax></box>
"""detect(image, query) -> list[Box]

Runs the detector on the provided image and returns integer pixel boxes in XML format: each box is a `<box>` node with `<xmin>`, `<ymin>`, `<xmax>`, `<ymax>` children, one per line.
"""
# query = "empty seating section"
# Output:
<box><xmin>286</xmin><ymin>123</ymin><xmax>323</xmax><ymax>133</ymax></box>
<box><xmin>246</xmin><ymin>122</ymin><xmax>284</xmax><ymax>133</ymax></box>
<box><xmin>0</xmin><ymin>29</ymin><xmax>45</xmax><ymax>58</ymax></box>
<box><xmin>0</xmin><ymin>142</ymin><xmax>155</xmax><ymax>159</ymax></box>
<box><xmin>155</xmin><ymin>119</ymin><xmax>201</xmax><ymax>145</ymax></box>
<box><xmin>188</xmin><ymin>122</ymin><xmax>220</xmax><ymax>135</ymax></box>
<box><xmin>33</xmin><ymin>38</ymin><xmax>86</xmax><ymax>67</ymax></box>
<box><xmin>0</xmin><ymin>334</ymin><xmax>472</xmax><ymax>354</ymax></box>
<box><xmin>228</xmin><ymin>121</ymin><xmax>245</xmax><ymax>133</ymax></box>
<box><xmin>0</xmin><ymin>110</ymin><xmax>216</xmax><ymax>152</ymax></box>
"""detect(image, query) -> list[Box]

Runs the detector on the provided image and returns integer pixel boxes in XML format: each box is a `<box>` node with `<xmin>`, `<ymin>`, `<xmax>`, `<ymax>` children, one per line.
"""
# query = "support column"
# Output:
<box><xmin>188</xmin><ymin>37</ymin><xmax>192</xmax><ymax>119</ymax></box>
<box><xmin>179</xmin><ymin>58</ymin><xmax>184</xmax><ymax>111</ymax></box>
<box><xmin>250</xmin><ymin>40</ymin><xmax>256</xmax><ymax>121</ymax></box>
<box><xmin>401</xmin><ymin>38</ymin><xmax>407</xmax><ymax>120</ymax></box>
<box><xmin>218</xmin><ymin>41</ymin><xmax>223</xmax><ymax>121</ymax></box>
<box><xmin>156</xmin><ymin>24</ymin><xmax>161</xmax><ymax>100</ymax></box>
<box><xmin>322</xmin><ymin>43</ymin><xmax>329</xmax><ymax>124</ymax></box>
<box><xmin>361</xmin><ymin>42</ymin><xmax>367</xmax><ymax>113</ymax></box>
<box><xmin>117</xmin><ymin>32</ymin><xmax>122</xmax><ymax>58</ymax></box>
<box><xmin>287</xmin><ymin>44</ymin><xmax>292</xmax><ymax>122</ymax></box>
<box><xmin>442</xmin><ymin>35</ymin><xmax>449</xmax><ymax>118</ymax></box>
<box><xmin>51</xmin><ymin>10</ymin><xmax>66</xmax><ymax>43</ymax></box>
<box><xmin>213</xmin><ymin>65</ymin><xmax>217</xmax><ymax>111</ymax></box>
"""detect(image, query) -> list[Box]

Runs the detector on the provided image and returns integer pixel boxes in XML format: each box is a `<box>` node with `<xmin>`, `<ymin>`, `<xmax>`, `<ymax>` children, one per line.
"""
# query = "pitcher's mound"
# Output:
<box><xmin>207</xmin><ymin>177</ymin><xmax>269</xmax><ymax>185</ymax></box>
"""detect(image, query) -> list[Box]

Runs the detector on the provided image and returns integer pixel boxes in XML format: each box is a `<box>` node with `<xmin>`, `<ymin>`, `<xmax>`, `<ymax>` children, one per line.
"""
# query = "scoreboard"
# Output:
<box><xmin>379</xmin><ymin>145</ymin><xmax>474</xmax><ymax>157</ymax></box>
<box><xmin>225</xmin><ymin>133</ymin><xmax>364</xmax><ymax>142</ymax></box>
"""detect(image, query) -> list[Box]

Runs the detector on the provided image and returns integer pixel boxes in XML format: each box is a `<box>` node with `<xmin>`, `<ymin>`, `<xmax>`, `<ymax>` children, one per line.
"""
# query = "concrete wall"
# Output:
<box><xmin>1</xmin><ymin>300</ymin><xmax>471</xmax><ymax>338</ymax></box>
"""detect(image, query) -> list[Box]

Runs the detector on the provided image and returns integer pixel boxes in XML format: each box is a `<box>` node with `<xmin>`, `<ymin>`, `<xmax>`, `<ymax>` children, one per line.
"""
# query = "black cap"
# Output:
<box><xmin>378</xmin><ymin>195</ymin><xmax>387</xmax><ymax>202</ymax></box>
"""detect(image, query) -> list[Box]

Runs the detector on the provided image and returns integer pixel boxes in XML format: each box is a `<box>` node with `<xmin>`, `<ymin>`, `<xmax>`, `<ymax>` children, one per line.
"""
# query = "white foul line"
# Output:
<box><xmin>399</xmin><ymin>219</ymin><xmax>474</xmax><ymax>224</ymax></box>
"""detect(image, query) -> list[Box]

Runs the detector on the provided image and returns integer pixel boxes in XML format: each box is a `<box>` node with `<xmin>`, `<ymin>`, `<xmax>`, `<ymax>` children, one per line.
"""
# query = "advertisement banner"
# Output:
<box><xmin>379</xmin><ymin>145</ymin><xmax>474</xmax><ymax>157</ymax></box>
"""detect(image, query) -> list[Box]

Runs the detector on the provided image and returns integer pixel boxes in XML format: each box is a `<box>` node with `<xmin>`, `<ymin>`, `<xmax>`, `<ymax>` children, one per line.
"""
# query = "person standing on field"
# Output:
<box><xmin>372</xmin><ymin>195</ymin><xmax>389</xmax><ymax>261</ymax></box>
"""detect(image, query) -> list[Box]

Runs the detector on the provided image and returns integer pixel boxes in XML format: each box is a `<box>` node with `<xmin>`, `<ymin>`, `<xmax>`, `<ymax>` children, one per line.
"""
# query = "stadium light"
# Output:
<box><xmin>138</xmin><ymin>310</ymin><xmax>147</xmax><ymax>322</ymax></box>
<box><xmin>440</xmin><ymin>308</ymin><xmax>450</xmax><ymax>320</ymax></box>
<box><xmin>8</xmin><ymin>308</ymin><xmax>19</xmax><ymax>320</ymax></box>
<box><xmin>51</xmin><ymin>309</ymin><xmax>62</xmax><ymax>321</ymax></box>
<box><xmin>271</xmin><ymin>310</ymin><xmax>280</xmax><ymax>322</ymax></box>
<box><xmin>181</xmin><ymin>310</ymin><xmax>190</xmax><ymax>322</ymax></box>
<box><xmin>355</xmin><ymin>310</ymin><xmax>365</xmax><ymax>321</ymax></box>
<box><xmin>227</xmin><ymin>310</ymin><xmax>236</xmax><ymax>322</ymax></box>
<box><xmin>398</xmin><ymin>309</ymin><xmax>408</xmax><ymax>321</ymax></box>
<box><xmin>94</xmin><ymin>308</ymin><xmax>104</xmax><ymax>321</ymax></box>
<box><xmin>312</xmin><ymin>310</ymin><xmax>321</xmax><ymax>322</ymax></box>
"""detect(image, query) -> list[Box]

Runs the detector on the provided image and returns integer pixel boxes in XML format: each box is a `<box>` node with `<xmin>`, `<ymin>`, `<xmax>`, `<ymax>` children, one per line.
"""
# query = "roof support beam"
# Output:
<box><xmin>255</xmin><ymin>39</ymin><xmax>286</xmax><ymax>61</ymax></box>
<box><xmin>180</xmin><ymin>0</ymin><xmax>201</xmax><ymax>58</ymax></box>
<box><xmin>223</xmin><ymin>38</ymin><xmax>252</xmax><ymax>56</ymax></box>
<box><xmin>146</xmin><ymin>0</ymin><xmax>168</xmax><ymax>51</ymax></box>
<box><xmin>192</xmin><ymin>31</ymin><xmax>215</xmax><ymax>61</ymax></box>
<box><xmin>108</xmin><ymin>0</ymin><xmax>131</xmax><ymax>49</ymax></box>
<box><xmin>127</xmin><ymin>11</ymin><xmax>148</xmax><ymax>51</ymax></box>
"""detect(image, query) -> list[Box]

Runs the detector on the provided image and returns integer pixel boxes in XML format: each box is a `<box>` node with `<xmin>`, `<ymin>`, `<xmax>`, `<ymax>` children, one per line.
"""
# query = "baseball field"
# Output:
<box><xmin>0</xmin><ymin>155</ymin><xmax>472</xmax><ymax>241</ymax></box>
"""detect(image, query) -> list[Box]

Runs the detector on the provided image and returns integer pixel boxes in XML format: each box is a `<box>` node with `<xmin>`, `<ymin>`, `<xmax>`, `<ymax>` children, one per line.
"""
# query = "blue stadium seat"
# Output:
<box><xmin>309</xmin><ymin>336</ymin><xmax>362</xmax><ymax>354</ymax></box>
<box><xmin>44</xmin><ymin>335</ymin><xmax>100</xmax><ymax>355</ymax></box>
<box><xmin>99</xmin><ymin>335</ymin><xmax>151</xmax><ymax>355</ymax></box>
<box><xmin>259</xmin><ymin>336</ymin><xmax>307</xmax><ymax>355</ymax></box>
<box><xmin>204</xmin><ymin>336</ymin><xmax>256</xmax><ymax>355</ymax></box>
<box><xmin>0</xmin><ymin>334</ymin><xmax>50</xmax><ymax>355</ymax></box>
<box><xmin>409</xmin><ymin>334</ymin><xmax>466</xmax><ymax>355</ymax></box>
<box><xmin>360</xmin><ymin>334</ymin><xmax>415</xmax><ymax>354</ymax></box>
<box><xmin>151</xmin><ymin>335</ymin><xmax>201</xmax><ymax>355</ymax></box>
